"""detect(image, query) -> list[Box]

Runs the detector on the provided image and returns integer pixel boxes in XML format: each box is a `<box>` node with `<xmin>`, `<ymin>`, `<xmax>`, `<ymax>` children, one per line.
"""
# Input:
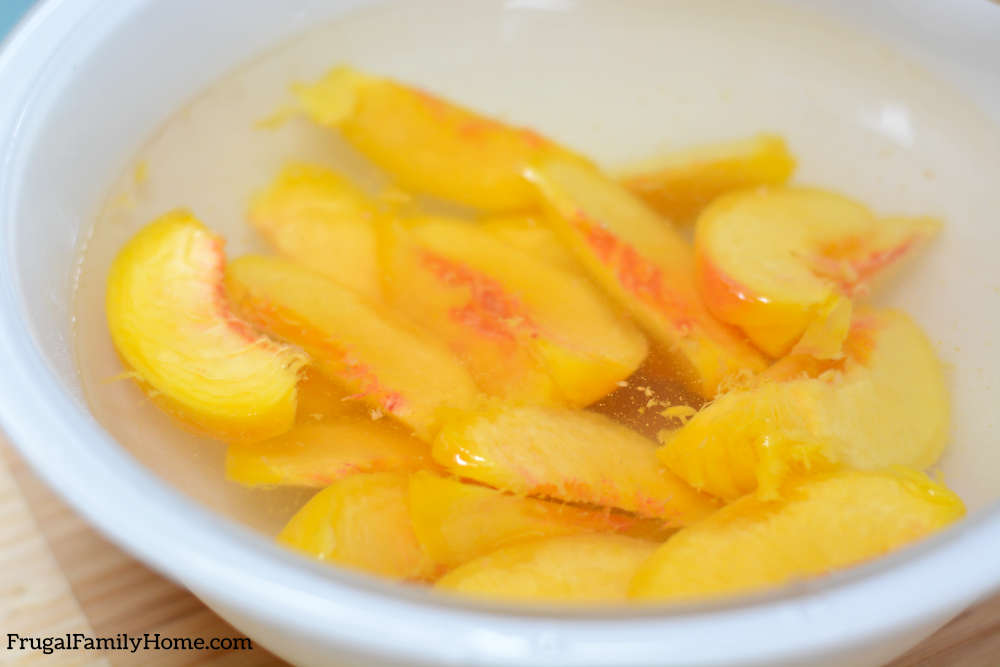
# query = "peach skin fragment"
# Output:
<box><xmin>277</xmin><ymin>472</ymin><xmax>436</xmax><ymax>580</ymax></box>
<box><xmin>248</xmin><ymin>163</ymin><xmax>381</xmax><ymax>300</ymax></box>
<box><xmin>105</xmin><ymin>211</ymin><xmax>305</xmax><ymax>442</ymax></box>
<box><xmin>226</xmin><ymin>420</ymin><xmax>432</xmax><ymax>487</ymax></box>
<box><xmin>629</xmin><ymin>469</ymin><xmax>964</xmax><ymax>601</ymax></box>
<box><xmin>696</xmin><ymin>186</ymin><xmax>940</xmax><ymax>358</ymax></box>
<box><xmin>294</xmin><ymin>66</ymin><xmax>589</xmax><ymax>212</ymax></box>
<box><xmin>225</xmin><ymin>255</ymin><xmax>481</xmax><ymax>440</ymax></box>
<box><xmin>433</xmin><ymin>405</ymin><xmax>717</xmax><ymax>522</ymax></box>
<box><xmin>409</xmin><ymin>471</ymin><xmax>647</xmax><ymax>570</ymax></box>
<box><xmin>619</xmin><ymin>133</ymin><xmax>796</xmax><ymax>224</ymax></box>
<box><xmin>658</xmin><ymin>308</ymin><xmax>949</xmax><ymax>501</ymax></box>
<box><xmin>527</xmin><ymin>159</ymin><xmax>766</xmax><ymax>398</ymax></box>
<box><xmin>437</xmin><ymin>534</ymin><xmax>657</xmax><ymax>603</ymax></box>
<box><xmin>380</xmin><ymin>217</ymin><xmax>648</xmax><ymax>406</ymax></box>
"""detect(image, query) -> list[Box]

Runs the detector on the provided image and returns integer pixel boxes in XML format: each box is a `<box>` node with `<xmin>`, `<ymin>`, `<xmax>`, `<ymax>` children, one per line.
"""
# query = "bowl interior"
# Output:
<box><xmin>4</xmin><ymin>0</ymin><xmax>1000</xmax><ymax>600</ymax></box>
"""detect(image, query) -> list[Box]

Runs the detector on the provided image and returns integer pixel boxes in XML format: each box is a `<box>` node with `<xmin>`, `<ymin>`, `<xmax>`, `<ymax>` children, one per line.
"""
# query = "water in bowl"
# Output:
<box><xmin>72</xmin><ymin>0</ymin><xmax>1000</xmax><ymax>535</ymax></box>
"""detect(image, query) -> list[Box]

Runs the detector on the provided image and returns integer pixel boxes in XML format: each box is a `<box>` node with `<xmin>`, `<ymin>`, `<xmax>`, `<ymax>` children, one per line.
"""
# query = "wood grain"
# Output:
<box><xmin>0</xmin><ymin>440</ymin><xmax>280</xmax><ymax>666</ymax></box>
<box><xmin>0</xmin><ymin>437</ymin><xmax>995</xmax><ymax>666</ymax></box>
<box><xmin>0</xmin><ymin>448</ymin><xmax>106</xmax><ymax>666</ymax></box>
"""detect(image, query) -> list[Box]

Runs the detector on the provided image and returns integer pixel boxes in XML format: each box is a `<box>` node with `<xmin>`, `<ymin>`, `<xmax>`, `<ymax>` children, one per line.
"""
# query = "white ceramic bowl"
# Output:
<box><xmin>2</xmin><ymin>1</ymin><xmax>1000</xmax><ymax>665</ymax></box>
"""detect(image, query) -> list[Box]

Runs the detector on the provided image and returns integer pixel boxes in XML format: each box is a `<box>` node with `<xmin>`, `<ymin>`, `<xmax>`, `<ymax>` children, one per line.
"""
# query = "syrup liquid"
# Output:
<box><xmin>73</xmin><ymin>0</ymin><xmax>1000</xmax><ymax>532</ymax></box>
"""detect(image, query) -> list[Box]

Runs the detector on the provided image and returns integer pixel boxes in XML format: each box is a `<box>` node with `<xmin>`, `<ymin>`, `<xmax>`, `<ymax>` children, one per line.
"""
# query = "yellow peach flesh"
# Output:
<box><xmin>695</xmin><ymin>187</ymin><xmax>941</xmax><ymax>357</ymax></box>
<box><xmin>438</xmin><ymin>534</ymin><xmax>657</xmax><ymax>602</ymax></box>
<box><xmin>658</xmin><ymin>308</ymin><xmax>949</xmax><ymax>500</ymax></box>
<box><xmin>294</xmin><ymin>66</ymin><xmax>589</xmax><ymax>212</ymax></box>
<box><xmin>105</xmin><ymin>211</ymin><xmax>304</xmax><ymax>442</ymax></box>
<box><xmin>629</xmin><ymin>469</ymin><xmax>964</xmax><ymax>601</ymax></box>
<box><xmin>277</xmin><ymin>472</ymin><xmax>436</xmax><ymax>580</ymax></box>
<box><xmin>527</xmin><ymin>159</ymin><xmax>766</xmax><ymax>398</ymax></box>
<box><xmin>620</xmin><ymin>133</ymin><xmax>796</xmax><ymax>223</ymax></box>
<box><xmin>226</xmin><ymin>420</ymin><xmax>431</xmax><ymax>487</ymax></box>
<box><xmin>479</xmin><ymin>214</ymin><xmax>581</xmax><ymax>273</ymax></box>
<box><xmin>380</xmin><ymin>217</ymin><xmax>648</xmax><ymax>406</ymax></box>
<box><xmin>248</xmin><ymin>163</ymin><xmax>381</xmax><ymax>300</ymax></box>
<box><xmin>434</xmin><ymin>405</ymin><xmax>717</xmax><ymax>522</ymax></box>
<box><xmin>408</xmin><ymin>471</ymin><xmax>647</xmax><ymax>569</ymax></box>
<box><xmin>294</xmin><ymin>368</ymin><xmax>357</xmax><ymax>422</ymax></box>
<box><xmin>225</xmin><ymin>255</ymin><xmax>481</xmax><ymax>439</ymax></box>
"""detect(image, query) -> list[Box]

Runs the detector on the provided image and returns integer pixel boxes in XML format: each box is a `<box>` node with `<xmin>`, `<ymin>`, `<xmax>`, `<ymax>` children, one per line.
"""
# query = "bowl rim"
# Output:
<box><xmin>2</xmin><ymin>0</ymin><xmax>1000</xmax><ymax>664</ymax></box>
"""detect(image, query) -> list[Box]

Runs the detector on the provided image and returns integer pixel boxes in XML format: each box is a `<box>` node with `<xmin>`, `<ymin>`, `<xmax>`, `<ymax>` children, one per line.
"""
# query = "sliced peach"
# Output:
<box><xmin>696</xmin><ymin>186</ymin><xmax>941</xmax><ymax>357</ymax></box>
<box><xmin>277</xmin><ymin>472</ymin><xmax>436</xmax><ymax>580</ymax></box>
<box><xmin>409</xmin><ymin>471</ymin><xmax>647</xmax><ymax>569</ymax></box>
<box><xmin>226</xmin><ymin>420</ymin><xmax>431</xmax><ymax>487</ymax></box>
<box><xmin>657</xmin><ymin>383</ymin><xmax>831</xmax><ymax>502</ymax></box>
<box><xmin>295</xmin><ymin>368</ymin><xmax>357</xmax><ymax>422</ymax></box>
<box><xmin>225</xmin><ymin>255</ymin><xmax>481</xmax><ymax>439</ymax></box>
<box><xmin>380</xmin><ymin>217</ymin><xmax>647</xmax><ymax>406</ymax></box>
<box><xmin>437</xmin><ymin>534</ymin><xmax>657</xmax><ymax>603</ymax></box>
<box><xmin>658</xmin><ymin>308</ymin><xmax>949</xmax><ymax>501</ymax></box>
<box><xmin>295</xmin><ymin>364</ymin><xmax>426</xmax><ymax>422</ymax></box>
<box><xmin>527</xmin><ymin>159</ymin><xmax>766</xmax><ymax>398</ymax></box>
<box><xmin>479</xmin><ymin>214</ymin><xmax>581</xmax><ymax>273</ymax></box>
<box><xmin>380</xmin><ymin>219</ymin><xmax>552</xmax><ymax>405</ymax></box>
<box><xmin>619</xmin><ymin>133</ymin><xmax>796</xmax><ymax>224</ymax></box>
<box><xmin>433</xmin><ymin>405</ymin><xmax>717</xmax><ymax>522</ymax></box>
<box><xmin>294</xmin><ymin>66</ymin><xmax>588</xmax><ymax>212</ymax></box>
<box><xmin>248</xmin><ymin>163</ymin><xmax>381</xmax><ymax>300</ymax></box>
<box><xmin>629</xmin><ymin>469</ymin><xmax>964</xmax><ymax>601</ymax></box>
<box><xmin>106</xmin><ymin>211</ymin><xmax>305</xmax><ymax>442</ymax></box>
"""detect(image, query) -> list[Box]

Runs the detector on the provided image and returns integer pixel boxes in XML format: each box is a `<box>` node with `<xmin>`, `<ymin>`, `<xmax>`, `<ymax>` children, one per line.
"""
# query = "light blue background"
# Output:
<box><xmin>1</xmin><ymin>0</ymin><xmax>34</xmax><ymax>39</ymax></box>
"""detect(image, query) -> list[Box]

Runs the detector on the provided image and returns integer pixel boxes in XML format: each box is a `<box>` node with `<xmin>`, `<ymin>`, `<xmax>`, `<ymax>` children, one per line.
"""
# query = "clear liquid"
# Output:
<box><xmin>73</xmin><ymin>0</ymin><xmax>1000</xmax><ymax>532</ymax></box>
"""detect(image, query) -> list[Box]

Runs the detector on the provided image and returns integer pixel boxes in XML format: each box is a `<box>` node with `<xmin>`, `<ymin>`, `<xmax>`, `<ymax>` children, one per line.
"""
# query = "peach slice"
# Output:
<box><xmin>696</xmin><ymin>186</ymin><xmax>941</xmax><ymax>357</ymax></box>
<box><xmin>658</xmin><ymin>308</ymin><xmax>949</xmax><ymax>501</ymax></box>
<box><xmin>277</xmin><ymin>472</ymin><xmax>436</xmax><ymax>580</ymax></box>
<box><xmin>248</xmin><ymin>163</ymin><xmax>381</xmax><ymax>300</ymax></box>
<box><xmin>226</xmin><ymin>420</ymin><xmax>431</xmax><ymax>487</ymax></box>
<box><xmin>294</xmin><ymin>66</ymin><xmax>588</xmax><ymax>212</ymax></box>
<box><xmin>527</xmin><ymin>159</ymin><xmax>766</xmax><ymax>398</ymax></box>
<box><xmin>479</xmin><ymin>214</ymin><xmax>581</xmax><ymax>273</ymax></box>
<box><xmin>295</xmin><ymin>368</ymin><xmax>357</xmax><ymax>422</ymax></box>
<box><xmin>437</xmin><ymin>534</ymin><xmax>657</xmax><ymax>603</ymax></box>
<box><xmin>619</xmin><ymin>133</ymin><xmax>796</xmax><ymax>224</ymax></box>
<box><xmin>629</xmin><ymin>469</ymin><xmax>964</xmax><ymax>601</ymax></box>
<box><xmin>225</xmin><ymin>255</ymin><xmax>481</xmax><ymax>439</ymax></box>
<box><xmin>433</xmin><ymin>405</ymin><xmax>718</xmax><ymax>522</ymax></box>
<box><xmin>294</xmin><ymin>364</ymin><xmax>431</xmax><ymax>422</ymax></box>
<box><xmin>408</xmin><ymin>471</ymin><xmax>647</xmax><ymax>569</ymax></box>
<box><xmin>380</xmin><ymin>217</ymin><xmax>648</xmax><ymax>405</ymax></box>
<box><xmin>106</xmin><ymin>211</ymin><xmax>305</xmax><ymax>442</ymax></box>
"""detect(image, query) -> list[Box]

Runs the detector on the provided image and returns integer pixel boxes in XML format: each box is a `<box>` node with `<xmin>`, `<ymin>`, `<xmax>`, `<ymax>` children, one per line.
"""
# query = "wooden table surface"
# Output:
<box><xmin>2</xmin><ymin>438</ymin><xmax>997</xmax><ymax>666</ymax></box>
